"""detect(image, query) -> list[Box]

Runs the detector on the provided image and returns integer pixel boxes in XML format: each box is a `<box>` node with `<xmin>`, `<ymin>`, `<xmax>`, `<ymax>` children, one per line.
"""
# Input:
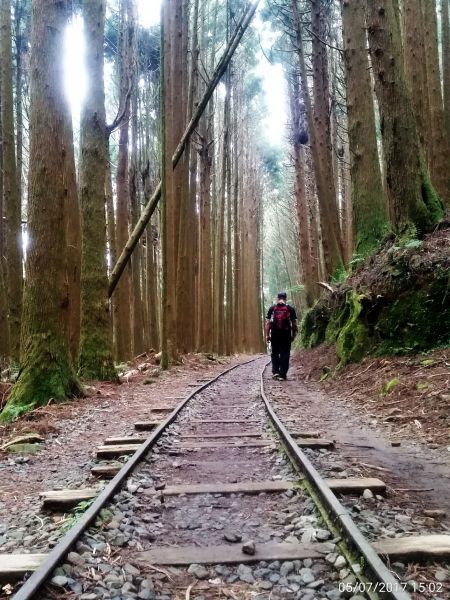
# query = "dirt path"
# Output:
<box><xmin>282</xmin><ymin>355</ymin><xmax>450</xmax><ymax>521</ymax></box>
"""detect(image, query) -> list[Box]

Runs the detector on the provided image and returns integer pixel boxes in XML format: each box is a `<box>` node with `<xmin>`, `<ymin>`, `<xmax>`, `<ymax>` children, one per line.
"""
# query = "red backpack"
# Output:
<box><xmin>271</xmin><ymin>303</ymin><xmax>291</xmax><ymax>331</ymax></box>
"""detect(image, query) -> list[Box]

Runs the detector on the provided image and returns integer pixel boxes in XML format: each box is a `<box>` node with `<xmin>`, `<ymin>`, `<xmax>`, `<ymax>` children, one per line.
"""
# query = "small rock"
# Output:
<box><xmin>280</xmin><ymin>561</ymin><xmax>294</xmax><ymax>577</ymax></box>
<box><xmin>242</xmin><ymin>540</ymin><xmax>256</xmax><ymax>555</ymax></box>
<box><xmin>362</xmin><ymin>489</ymin><xmax>374</xmax><ymax>500</ymax></box>
<box><xmin>334</xmin><ymin>555</ymin><xmax>347</xmax><ymax>569</ymax></box>
<box><xmin>223</xmin><ymin>532</ymin><xmax>242</xmax><ymax>543</ymax></box>
<box><xmin>316</xmin><ymin>529</ymin><xmax>331</xmax><ymax>541</ymax></box>
<box><xmin>434</xmin><ymin>569</ymin><xmax>448</xmax><ymax>582</ymax></box>
<box><xmin>258</xmin><ymin>581</ymin><xmax>273</xmax><ymax>590</ymax></box>
<box><xmin>51</xmin><ymin>575</ymin><xmax>68</xmax><ymax>587</ymax></box>
<box><xmin>67</xmin><ymin>552</ymin><xmax>84</xmax><ymax>566</ymax></box>
<box><xmin>237</xmin><ymin>564</ymin><xmax>255</xmax><ymax>583</ymax></box>
<box><xmin>187</xmin><ymin>564</ymin><xmax>209</xmax><ymax>580</ymax></box>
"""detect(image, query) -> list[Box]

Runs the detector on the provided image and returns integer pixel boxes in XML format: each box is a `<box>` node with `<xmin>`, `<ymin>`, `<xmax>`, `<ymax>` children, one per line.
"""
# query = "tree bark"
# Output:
<box><xmin>403</xmin><ymin>0</ymin><xmax>430</xmax><ymax>154</ymax></box>
<box><xmin>366</xmin><ymin>0</ymin><xmax>444</xmax><ymax>233</ymax></box>
<box><xmin>310</xmin><ymin>0</ymin><xmax>344</xmax><ymax>277</ymax></box>
<box><xmin>422</xmin><ymin>0</ymin><xmax>450</xmax><ymax>206</ymax></box>
<box><xmin>0</xmin><ymin>0</ymin><xmax>22</xmax><ymax>360</ymax></box>
<box><xmin>114</xmin><ymin>0</ymin><xmax>133</xmax><ymax>361</ymax></box>
<box><xmin>341</xmin><ymin>0</ymin><xmax>386</xmax><ymax>256</ymax></box>
<box><xmin>78</xmin><ymin>0</ymin><xmax>116</xmax><ymax>380</ymax></box>
<box><xmin>2</xmin><ymin>0</ymin><xmax>82</xmax><ymax>422</ymax></box>
<box><xmin>443</xmin><ymin>0</ymin><xmax>450</xmax><ymax>139</ymax></box>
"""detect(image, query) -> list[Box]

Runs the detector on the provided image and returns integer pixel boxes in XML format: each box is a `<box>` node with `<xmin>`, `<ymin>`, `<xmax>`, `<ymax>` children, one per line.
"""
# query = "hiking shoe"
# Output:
<box><xmin>272</xmin><ymin>373</ymin><xmax>280</xmax><ymax>380</ymax></box>
<box><xmin>278</xmin><ymin>375</ymin><xmax>287</xmax><ymax>381</ymax></box>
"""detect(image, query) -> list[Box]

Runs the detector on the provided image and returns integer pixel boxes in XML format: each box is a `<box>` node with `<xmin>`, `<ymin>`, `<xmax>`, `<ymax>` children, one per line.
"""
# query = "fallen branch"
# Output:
<box><xmin>1</xmin><ymin>433</ymin><xmax>44</xmax><ymax>450</ymax></box>
<box><xmin>317</xmin><ymin>281</ymin><xmax>335</xmax><ymax>294</ymax></box>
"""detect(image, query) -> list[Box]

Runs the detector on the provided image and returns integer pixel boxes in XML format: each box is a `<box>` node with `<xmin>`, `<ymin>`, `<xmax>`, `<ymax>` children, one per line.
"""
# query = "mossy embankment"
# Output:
<box><xmin>300</xmin><ymin>225</ymin><xmax>450</xmax><ymax>365</ymax></box>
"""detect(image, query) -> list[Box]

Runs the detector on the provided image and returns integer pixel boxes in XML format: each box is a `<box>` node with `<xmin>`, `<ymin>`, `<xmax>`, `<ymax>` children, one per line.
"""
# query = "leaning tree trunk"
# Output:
<box><xmin>366</xmin><ymin>0</ymin><xmax>444</xmax><ymax>234</ymax></box>
<box><xmin>341</xmin><ymin>0</ymin><xmax>386</xmax><ymax>256</ymax></box>
<box><xmin>2</xmin><ymin>0</ymin><xmax>83</xmax><ymax>422</ymax></box>
<box><xmin>78</xmin><ymin>0</ymin><xmax>116</xmax><ymax>381</ymax></box>
<box><xmin>0</xmin><ymin>0</ymin><xmax>22</xmax><ymax>361</ymax></box>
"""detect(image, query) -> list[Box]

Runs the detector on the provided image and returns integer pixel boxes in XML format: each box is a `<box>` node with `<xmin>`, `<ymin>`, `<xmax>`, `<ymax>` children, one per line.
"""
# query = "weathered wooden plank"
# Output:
<box><xmin>295</xmin><ymin>439</ymin><xmax>335</xmax><ymax>449</ymax></box>
<box><xmin>175</xmin><ymin>441</ymin><xmax>275</xmax><ymax>450</ymax></box>
<box><xmin>372</xmin><ymin>535</ymin><xmax>450</xmax><ymax>559</ymax></box>
<box><xmin>97</xmin><ymin>444</ymin><xmax>141</xmax><ymax>458</ymax></box>
<box><xmin>134</xmin><ymin>421</ymin><xmax>161</xmax><ymax>431</ymax></box>
<box><xmin>190</xmin><ymin>419</ymin><xmax>259</xmax><ymax>424</ymax></box>
<box><xmin>179</xmin><ymin>432</ymin><xmax>262</xmax><ymax>439</ymax></box>
<box><xmin>327</xmin><ymin>478</ymin><xmax>386</xmax><ymax>494</ymax></box>
<box><xmin>91</xmin><ymin>464</ymin><xmax>122</xmax><ymax>478</ymax></box>
<box><xmin>160</xmin><ymin>478</ymin><xmax>384</xmax><ymax>497</ymax></box>
<box><xmin>290</xmin><ymin>431</ymin><xmax>321</xmax><ymax>439</ymax></box>
<box><xmin>40</xmin><ymin>489</ymin><xmax>97</xmax><ymax>508</ymax></box>
<box><xmin>0</xmin><ymin>554</ymin><xmax>47</xmax><ymax>580</ymax></box>
<box><xmin>163</xmin><ymin>480</ymin><xmax>297</xmax><ymax>496</ymax></box>
<box><xmin>103</xmin><ymin>436</ymin><xmax>146</xmax><ymax>446</ymax></box>
<box><xmin>149</xmin><ymin>406</ymin><xmax>175</xmax><ymax>411</ymax></box>
<box><xmin>136</xmin><ymin>542</ymin><xmax>325</xmax><ymax>566</ymax></box>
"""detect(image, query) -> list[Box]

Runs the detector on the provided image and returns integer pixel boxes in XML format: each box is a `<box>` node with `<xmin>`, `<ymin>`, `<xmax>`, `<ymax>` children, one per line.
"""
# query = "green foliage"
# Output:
<box><xmin>59</xmin><ymin>499</ymin><xmax>95</xmax><ymax>535</ymax></box>
<box><xmin>300</xmin><ymin>304</ymin><xmax>329</xmax><ymax>348</ymax></box>
<box><xmin>381</xmin><ymin>378</ymin><xmax>400</xmax><ymax>396</ymax></box>
<box><xmin>335</xmin><ymin>292</ymin><xmax>372</xmax><ymax>365</ymax></box>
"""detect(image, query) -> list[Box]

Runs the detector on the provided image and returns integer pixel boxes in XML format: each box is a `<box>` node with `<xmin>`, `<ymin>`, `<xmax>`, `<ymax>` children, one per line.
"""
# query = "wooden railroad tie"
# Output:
<box><xmin>159</xmin><ymin>478</ymin><xmax>386</xmax><ymax>497</ymax></box>
<box><xmin>175</xmin><ymin>440</ymin><xmax>275</xmax><ymax>450</ymax></box>
<box><xmin>295</xmin><ymin>438</ymin><xmax>335</xmax><ymax>450</ymax></box>
<box><xmin>290</xmin><ymin>431</ymin><xmax>321</xmax><ymax>439</ymax></box>
<box><xmin>372</xmin><ymin>534</ymin><xmax>450</xmax><ymax>559</ymax></box>
<box><xmin>91</xmin><ymin>464</ymin><xmax>122</xmax><ymax>478</ymax></box>
<box><xmin>134</xmin><ymin>421</ymin><xmax>161</xmax><ymax>431</ymax></box>
<box><xmin>103</xmin><ymin>436</ymin><xmax>146</xmax><ymax>445</ymax></box>
<box><xmin>136</xmin><ymin>541</ymin><xmax>326</xmax><ymax>566</ymax></box>
<box><xmin>97</xmin><ymin>444</ymin><xmax>142</xmax><ymax>458</ymax></box>
<box><xmin>149</xmin><ymin>406</ymin><xmax>175</xmax><ymax>412</ymax></box>
<box><xmin>40</xmin><ymin>489</ymin><xmax>97</xmax><ymax>509</ymax></box>
<box><xmin>179</xmin><ymin>432</ymin><xmax>263</xmax><ymax>440</ymax></box>
<box><xmin>0</xmin><ymin>554</ymin><xmax>47</xmax><ymax>580</ymax></box>
<box><xmin>190</xmin><ymin>419</ymin><xmax>259</xmax><ymax>424</ymax></box>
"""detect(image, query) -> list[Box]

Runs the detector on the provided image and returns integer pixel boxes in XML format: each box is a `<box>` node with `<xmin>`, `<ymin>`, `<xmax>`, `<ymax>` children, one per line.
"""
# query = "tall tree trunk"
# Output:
<box><xmin>161</xmin><ymin>0</ymin><xmax>181</xmax><ymax>367</ymax></box>
<box><xmin>310</xmin><ymin>0</ymin><xmax>343</xmax><ymax>277</ymax></box>
<box><xmin>114</xmin><ymin>0</ymin><xmax>133</xmax><ymax>361</ymax></box>
<box><xmin>422</xmin><ymin>0</ymin><xmax>450</xmax><ymax>206</ymax></box>
<box><xmin>341</xmin><ymin>0</ymin><xmax>386</xmax><ymax>256</ymax></box>
<box><xmin>0</xmin><ymin>0</ymin><xmax>22</xmax><ymax>360</ymax></box>
<box><xmin>78</xmin><ymin>0</ymin><xmax>116</xmax><ymax>380</ymax></box>
<box><xmin>0</xmin><ymin>81</ymin><xmax>10</xmax><ymax>359</ymax></box>
<box><xmin>64</xmin><ymin>117</ymin><xmax>81</xmax><ymax>362</ymax></box>
<box><xmin>291</xmin><ymin>0</ymin><xmax>343</xmax><ymax>279</ymax></box>
<box><xmin>403</xmin><ymin>0</ymin><xmax>430</xmax><ymax>154</ymax></box>
<box><xmin>366</xmin><ymin>0</ymin><xmax>444</xmax><ymax>233</ymax></box>
<box><xmin>2</xmin><ymin>0</ymin><xmax>82</xmax><ymax>422</ymax></box>
<box><xmin>443</xmin><ymin>0</ymin><xmax>450</xmax><ymax>139</ymax></box>
<box><xmin>288</xmin><ymin>71</ymin><xmax>314</xmax><ymax>306</ymax></box>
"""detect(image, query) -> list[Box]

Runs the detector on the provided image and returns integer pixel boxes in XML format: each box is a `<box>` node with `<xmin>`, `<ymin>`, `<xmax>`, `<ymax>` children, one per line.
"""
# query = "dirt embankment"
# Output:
<box><xmin>301</xmin><ymin>222</ymin><xmax>450</xmax><ymax>365</ymax></box>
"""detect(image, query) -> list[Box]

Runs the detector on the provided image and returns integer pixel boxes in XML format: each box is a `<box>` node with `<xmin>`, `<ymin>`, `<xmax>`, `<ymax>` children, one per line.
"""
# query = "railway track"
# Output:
<box><xmin>1</xmin><ymin>356</ymin><xmax>446</xmax><ymax>599</ymax></box>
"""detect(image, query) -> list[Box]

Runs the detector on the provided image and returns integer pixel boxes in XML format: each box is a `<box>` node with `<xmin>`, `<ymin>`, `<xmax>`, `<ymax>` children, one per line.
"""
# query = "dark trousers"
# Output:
<box><xmin>271</xmin><ymin>333</ymin><xmax>292</xmax><ymax>378</ymax></box>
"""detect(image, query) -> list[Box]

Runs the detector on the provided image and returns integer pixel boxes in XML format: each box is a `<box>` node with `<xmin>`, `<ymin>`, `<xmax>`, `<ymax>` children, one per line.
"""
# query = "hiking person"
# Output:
<box><xmin>265</xmin><ymin>292</ymin><xmax>298</xmax><ymax>380</ymax></box>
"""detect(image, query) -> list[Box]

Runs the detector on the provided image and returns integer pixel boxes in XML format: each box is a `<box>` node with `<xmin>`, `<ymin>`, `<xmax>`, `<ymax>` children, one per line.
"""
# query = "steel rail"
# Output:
<box><xmin>260</xmin><ymin>362</ymin><xmax>411</xmax><ymax>600</ymax></box>
<box><xmin>14</xmin><ymin>356</ymin><xmax>261</xmax><ymax>600</ymax></box>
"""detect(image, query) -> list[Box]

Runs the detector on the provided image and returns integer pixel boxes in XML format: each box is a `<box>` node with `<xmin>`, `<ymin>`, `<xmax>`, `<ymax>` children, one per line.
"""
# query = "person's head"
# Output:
<box><xmin>277</xmin><ymin>292</ymin><xmax>287</xmax><ymax>303</ymax></box>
